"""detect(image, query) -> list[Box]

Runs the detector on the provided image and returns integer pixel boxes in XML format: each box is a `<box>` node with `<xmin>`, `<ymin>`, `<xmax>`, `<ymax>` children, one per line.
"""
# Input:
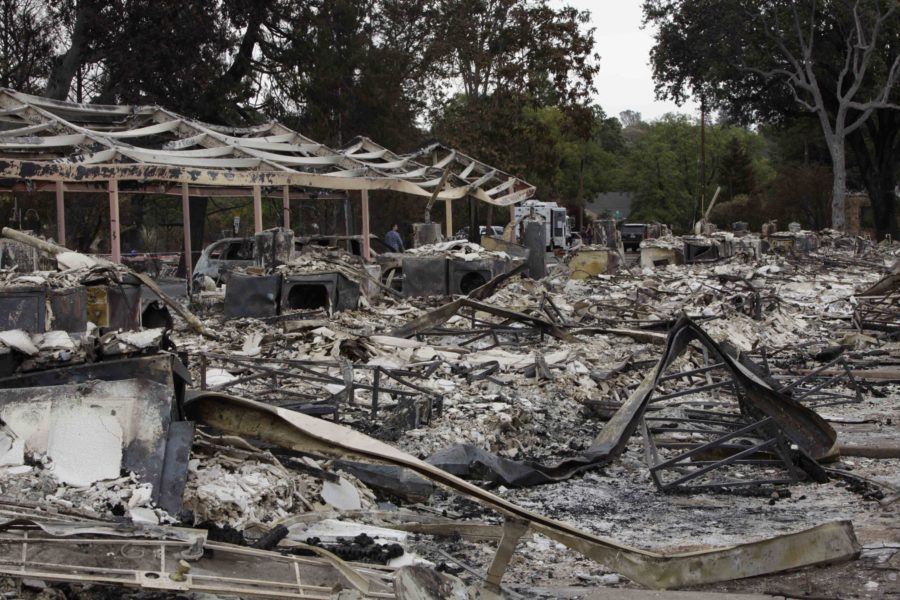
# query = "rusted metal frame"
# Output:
<box><xmin>676</xmin><ymin>459</ymin><xmax>788</xmax><ymax>467</ymax></box>
<box><xmin>204</xmin><ymin>358</ymin><xmax>345</xmax><ymax>391</ymax></box>
<box><xmin>843</xmin><ymin>359</ymin><xmax>866</xmax><ymax>403</ymax></box>
<box><xmin>644</xmin><ymin>416</ymin><xmax>742</xmax><ymax>435</ymax></box>
<box><xmin>253</xmin><ymin>382</ymin><xmax>321</xmax><ymax>401</ymax></box>
<box><xmin>371</xmin><ymin>368</ymin><xmax>381</xmax><ymax>418</ymax></box>
<box><xmin>0</xmin><ymin>156</ymin><xmax>531</xmax><ymax>206</ymax></box>
<box><xmin>648</xmin><ymin>379</ymin><xmax>734</xmax><ymax>403</ymax></box>
<box><xmin>183</xmin><ymin>391</ymin><xmax>860</xmax><ymax>590</ymax></box>
<box><xmin>459</xmin><ymin>298</ymin><xmax>575</xmax><ymax>342</ymax></box>
<box><xmin>647</xmin><ymin>415</ymin><xmax>777</xmax><ymax>468</ymax></box>
<box><xmin>457</xmin><ymin>327</ymin><xmax>540</xmax><ymax>348</ymax></box>
<box><xmin>682</xmin><ymin>408</ymin><xmax>749</xmax><ymax>423</ymax></box>
<box><xmin>541</xmin><ymin>294</ymin><xmax>566</xmax><ymax>324</ymax></box>
<box><xmin>418</xmin><ymin>321</ymin><xmax>541</xmax><ymax>347</ymax></box>
<box><xmin>777</xmin><ymin>354</ymin><xmax>850</xmax><ymax>394</ymax></box>
<box><xmin>215</xmin><ymin>353</ymin><xmax>438</xmax><ymax>384</ymax></box>
<box><xmin>377</xmin><ymin>360</ymin><xmax>442</xmax><ymax>378</ymax></box>
<box><xmin>652</xmin><ymin>436</ymin><xmax>785</xmax><ymax>491</ymax></box>
<box><xmin>641</xmin><ymin>419</ymin><xmax>664</xmax><ymax>489</ymax></box>
<box><xmin>0</xmin><ymin>180</ymin><xmax>344</xmax><ymax>200</ymax></box>
<box><xmin>484</xmin><ymin>517</ymin><xmax>530</xmax><ymax>592</ymax></box>
<box><xmin>376</xmin><ymin>367</ymin><xmax>441</xmax><ymax>400</ymax></box>
<box><xmin>791</xmin><ymin>370</ymin><xmax>856</xmax><ymax>401</ymax></box>
<box><xmin>658</xmin><ymin>362</ymin><xmax>726</xmax><ymax>383</ymax></box>
<box><xmin>660</xmin><ymin>477</ymin><xmax>799</xmax><ymax>493</ymax></box>
<box><xmin>340</xmin><ymin>359</ymin><xmax>354</xmax><ymax>408</ymax></box>
<box><xmin>0</xmin><ymin>536</ymin><xmax>391</xmax><ymax>599</ymax></box>
<box><xmin>467</xmin><ymin>316</ymin><xmax>544</xmax><ymax>339</ymax></box>
<box><xmin>209</xmin><ymin>354</ymin><xmax>346</xmax><ymax>385</ymax></box>
<box><xmin>207</xmin><ymin>354</ymin><xmax>429</xmax><ymax>400</ymax></box>
<box><xmin>641</xmin><ymin>416</ymin><xmax>797</xmax><ymax>492</ymax></box>
<box><xmin>641</xmin><ymin>417</ymin><xmax>792</xmax><ymax>491</ymax></box>
<box><xmin>465</xmin><ymin>361</ymin><xmax>500</xmax><ymax>383</ymax></box>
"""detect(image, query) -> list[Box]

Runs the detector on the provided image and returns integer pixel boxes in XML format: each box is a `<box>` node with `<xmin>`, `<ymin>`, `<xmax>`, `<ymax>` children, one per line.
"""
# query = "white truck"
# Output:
<box><xmin>513</xmin><ymin>200</ymin><xmax>574</xmax><ymax>249</ymax></box>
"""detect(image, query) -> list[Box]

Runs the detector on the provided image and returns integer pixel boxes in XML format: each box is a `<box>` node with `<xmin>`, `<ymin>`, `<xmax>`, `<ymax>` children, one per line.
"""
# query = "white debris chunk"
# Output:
<box><xmin>114</xmin><ymin>328</ymin><xmax>164</xmax><ymax>349</ymax></box>
<box><xmin>0</xmin><ymin>428</ymin><xmax>24</xmax><ymax>466</ymax></box>
<box><xmin>240</xmin><ymin>331</ymin><xmax>264</xmax><ymax>356</ymax></box>
<box><xmin>55</xmin><ymin>251</ymin><xmax>97</xmax><ymax>270</ymax></box>
<box><xmin>130</xmin><ymin>506</ymin><xmax>160</xmax><ymax>525</ymax></box>
<box><xmin>205</xmin><ymin>368</ymin><xmax>237</xmax><ymax>387</ymax></box>
<box><xmin>47</xmin><ymin>413</ymin><xmax>123</xmax><ymax>487</ymax></box>
<box><xmin>0</xmin><ymin>329</ymin><xmax>39</xmax><ymax>355</ymax></box>
<box><xmin>321</xmin><ymin>476</ymin><xmax>362</xmax><ymax>510</ymax></box>
<box><xmin>36</xmin><ymin>330</ymin><xmax>75</xmax><ymax>351</ymax></box>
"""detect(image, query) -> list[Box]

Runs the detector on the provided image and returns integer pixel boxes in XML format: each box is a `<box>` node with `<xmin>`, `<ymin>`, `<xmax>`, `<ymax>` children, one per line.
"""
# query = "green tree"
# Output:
<box><xmin>719</xmin><ymin>137</ymin><xmax>757</xmax><ymax>201</ymax></box>
<box><xmin>644</xmin><ymin>0</ymin><xmax>900</xmax><ymax>238</ymax></box>
<box><xmin>432</xmin><ymin>0</ymin><xmax>598</xmax><ymax>106</ymax></box>
<box><xmin>622</xmin><ymin>115</ymin><xmax>771</xmax><ymax>231</ymax></box>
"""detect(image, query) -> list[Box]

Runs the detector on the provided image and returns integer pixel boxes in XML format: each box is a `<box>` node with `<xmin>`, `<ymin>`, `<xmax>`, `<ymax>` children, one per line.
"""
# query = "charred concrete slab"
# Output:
<box><xmin>84</xmin><ymin>273</ymin><xmax>143</xmax><ymax>332</ymax></box>
<box><xmin>0</xmin><ymin>286</ymin><xmax>45</xmax><ymax>332</ymax></box>
<box><xmin>448</xmin><ymin>258</ymin><xmax>503</xmax><ymax>295</ymax></box>
<box><xmin>0</xmin><ymin>353</ymin><xmax>192</xmax><ymax>512</ymax></box>
<box><xmin>224</xmin><ymin>272</ymin><xmax>281</xmax><ymax>319</ymax></box>
<box><xmin>640</xmin><ymin>244</ymin><xmax>684</xmax><ymax>269</ymax></box>
<box><xmin>568</xmin><ymin>248</ymin><xmax>622</xmax><ymax>279</ymax></box>
<box><xmin>253</xmin><ymin>228</ymin><xmax>294</xmax><ymax>270</ymax></box>
<box><xmin>0</xmin><ymin>239</ymin><xmax>54</xmax><ymax>272</ymax></box>
<box><xmin>281</xmin><ymin>271</ymin><xmax>360</xmax><ymax>313</ymax></box>
<box><xmin>48</xmin><ymin>286</ymin><xmax>87</xmax><ymax>333</ymax></box>
<box><xmin>770</xmin><ymin>231</ymin><xmax>819</xmax><ymax>254</ymax></box>
<box><xmin>683</xmin><ymin>236</ymin><xmax>734</xmax><ymax>263</ymax></box>
<box><xmin>0</xmin><ymin>379</ymin><xmax>178</xmax><ymax>506</ymax></box>
<box><xmin>522</xmin><ymin>219</ymin><xmax>546</xmax><ymax>279</ymax></box>
<box><xmin>402</xmin><ymin>256</ymin><xmax>448</xmax><ymax>298</ymax></box>
<box><xmin>413</xmin><ymin>222</ymin><xmax>443</xmax><ymax>247</ymax></box>
<box><xmin>0</xmin><ymin>353</ymin><xmax>191</xmax><ymax>413</ymax></box>
<box><xmin>479</xmin><ymin>235</ymin><xmax>530</xmax><ymax>260</ymax></box>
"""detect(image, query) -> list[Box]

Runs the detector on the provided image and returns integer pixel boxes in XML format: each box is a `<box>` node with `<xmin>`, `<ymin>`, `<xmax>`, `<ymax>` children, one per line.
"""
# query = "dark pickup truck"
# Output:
<box><xmin>621</xmin><ymin>223</ymin><xmax>647</xmax><ymax>251</ymax></box>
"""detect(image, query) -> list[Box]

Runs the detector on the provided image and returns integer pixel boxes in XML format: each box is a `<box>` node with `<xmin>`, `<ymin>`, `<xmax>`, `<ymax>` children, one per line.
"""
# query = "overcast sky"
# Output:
<box><xmin>562</xmin><ymin>1</ymin><xmax>699</xmax><ymax>123</ymax></box>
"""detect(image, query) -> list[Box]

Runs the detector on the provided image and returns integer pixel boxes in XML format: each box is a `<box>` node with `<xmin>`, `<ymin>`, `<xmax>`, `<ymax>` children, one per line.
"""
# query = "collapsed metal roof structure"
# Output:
<box><xmin>0</xmin><ymin>88</ymin><xmax>535</xmax><ymax>267</ymax></box>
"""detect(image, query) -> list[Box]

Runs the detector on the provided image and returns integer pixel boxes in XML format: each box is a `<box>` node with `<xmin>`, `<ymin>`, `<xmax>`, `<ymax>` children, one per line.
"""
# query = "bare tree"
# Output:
<box><xmin>750</xmin><ymin>0</ymin><xmax>899</xmax><ymax>230</ymax></box>
<box><xmin>0</xmin><ymin>0</ymin><xmax>55</xmax><ymax>93</ymax></box>
<box><xmin>619</xmin><ymin>110</ymin><xmax>644</xmax><ymax>128</ymax></box>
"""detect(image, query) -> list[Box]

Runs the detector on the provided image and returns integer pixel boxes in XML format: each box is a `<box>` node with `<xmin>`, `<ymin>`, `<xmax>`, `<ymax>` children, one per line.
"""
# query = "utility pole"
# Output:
<box><xmin>699</xmin><ymin>95</ymin><xmax>706</xmax><ymax>216</ymax></box>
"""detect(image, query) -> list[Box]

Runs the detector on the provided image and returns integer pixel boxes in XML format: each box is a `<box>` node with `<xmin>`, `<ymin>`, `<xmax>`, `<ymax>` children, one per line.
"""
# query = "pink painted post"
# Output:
<box><xmin>282</xmin><ymin>185</ymin><xmax>291</xmax><ymax>229</ymax></box>
<box><xmin>361</xmin><ymin>189</ymin><xmax>371</xmax><ymax>260</ymax></box>
<box><xmin>182</xmin><ymin>182</ymin><xmax>192</xmax><ymax>282</ymax></box>
<box><xmin>108</xmin><ymin>179</ymin><xmax>121</xmax><ymax>262</ymax></box>
<box><xmin>55</xmin><ymin>181</ymin><xmax>65</xmax><ymax>246</ymax></box>
<box><xmin>253</xmin><ymin>184</ymin><xmax>263</xmax><ymax>233</ymax></box>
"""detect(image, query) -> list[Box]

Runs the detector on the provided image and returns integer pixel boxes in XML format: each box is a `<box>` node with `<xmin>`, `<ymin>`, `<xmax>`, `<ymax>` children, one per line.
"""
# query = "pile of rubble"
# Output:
<box><xmin>0</xmin><ymin>226</ymin><xmax>897</xmax><ymax>599</ymax></box>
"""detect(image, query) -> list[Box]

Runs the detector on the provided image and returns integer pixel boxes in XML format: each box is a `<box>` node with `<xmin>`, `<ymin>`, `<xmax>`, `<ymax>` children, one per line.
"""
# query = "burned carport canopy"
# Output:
<box><xmin>0</xmin><ymin>88</ymin><xmax>535</xmax><ymax>268</ymax></box>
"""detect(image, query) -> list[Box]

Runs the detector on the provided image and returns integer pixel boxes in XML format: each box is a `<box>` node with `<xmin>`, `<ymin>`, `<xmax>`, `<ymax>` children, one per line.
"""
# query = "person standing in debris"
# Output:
<box><xmin>385</xmin><ymin>223</ymin><xmax>405</xmax><ymax>253</ymax></box>
<box><xmin>584</xmin><ymin>223</ymin><xmax>594</xmax><ymax>245</ymax></box>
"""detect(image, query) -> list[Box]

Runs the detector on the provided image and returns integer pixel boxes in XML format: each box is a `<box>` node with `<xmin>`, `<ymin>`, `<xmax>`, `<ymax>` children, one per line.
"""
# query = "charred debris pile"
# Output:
<box><xmin>0</xmin><ymin>226</ymin><xmax>897</xmax><ymax>599</ymax></box>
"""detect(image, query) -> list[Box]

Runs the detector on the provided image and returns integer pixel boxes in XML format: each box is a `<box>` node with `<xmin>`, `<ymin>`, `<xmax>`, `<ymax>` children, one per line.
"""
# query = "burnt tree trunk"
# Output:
<box><xmin>44</xmin><ymin>1</ymin><xmax>96</xmax><ymax>100</ymax></box>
